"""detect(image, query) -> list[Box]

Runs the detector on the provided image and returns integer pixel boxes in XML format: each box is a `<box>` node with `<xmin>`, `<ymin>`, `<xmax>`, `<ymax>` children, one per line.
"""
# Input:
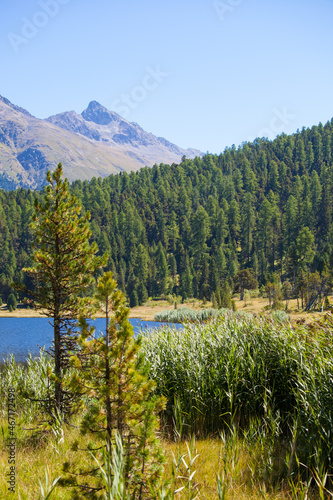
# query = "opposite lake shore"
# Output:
<box><xmin>0</xmin><ymin>304</ymin><xmax>167</xmax><ymax>321</ymax></box>
<box><xmin>0</xmin><ymin>297</ymin><xmax>325</xmax><ymax>323</ymax></box>
<box><xmin>0</xmin><ymin>300</ymin><xmax>195</xmax><ymax>321</ymax></box>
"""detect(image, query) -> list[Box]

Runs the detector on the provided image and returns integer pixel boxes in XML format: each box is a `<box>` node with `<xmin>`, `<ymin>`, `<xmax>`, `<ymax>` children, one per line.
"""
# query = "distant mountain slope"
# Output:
<box><xmin>0</xmin><ymin>96</ymin><xmax>202</xmax><ymax>189</ymax></box>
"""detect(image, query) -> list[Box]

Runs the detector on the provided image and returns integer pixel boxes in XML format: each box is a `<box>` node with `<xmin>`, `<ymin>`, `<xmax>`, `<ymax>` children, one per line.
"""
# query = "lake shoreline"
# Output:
<box><xmin>0</xmin><ymin>299</ymin><xmax>205</xmax><ymax>321</ymax></box>
<box><xmin>0</xmin><ymin>306</ymin><xmax>166</xmax><ymax>321</ymax></box>
<box><xmin>0</xmin><ymin>296</ymin><xmax>325</xmax><ymax>323</ymax></box>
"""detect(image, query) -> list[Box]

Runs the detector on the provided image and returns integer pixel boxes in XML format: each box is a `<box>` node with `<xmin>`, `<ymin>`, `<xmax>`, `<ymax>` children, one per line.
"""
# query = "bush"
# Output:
<box><xmin>129</xmin><ymin>290</ymin><xmax>138</xmax><ymax>307</ymax></box>
<box><xmin>154</xmin><ymin>307</ymin><xmax>231</xmax><ymax>323</ymax></box>
<box><xmin>272</xmin><ymin>300</ymin><xmax>285</xmax><ymax>311</ymax></box>
<box><xmin>7</xmin><ymin>293</ymin><xmax>17</xmax><ymax>311</ymax></box>
<box><xmin>270</xmin><ymin>310</ymin><xmax>289</xmax><ymax>325</ymax></box>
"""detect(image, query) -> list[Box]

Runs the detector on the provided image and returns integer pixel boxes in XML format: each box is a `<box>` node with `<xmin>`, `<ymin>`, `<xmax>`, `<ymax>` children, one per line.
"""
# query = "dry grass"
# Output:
<box><xmin>0</xmin><ymin>290</ymin><xmax>322</xmax><ymax>322</ymax></box>
<box><xmin>139</xmin><ymin>295</ymin><xmax>326</xmax><ymax>324</ymax></box>
<box><xmin>0</xmin><ymin>299</ymin><xmax>214</xmax><ymax>321</ymax></box>
<box><xmin>163</xmin><ymin>438</ymin><xmax>292</xmax><ymax>499</ymax></box>
<box><xmin>0</xmin><ymin>294</ymin><xmax>328</xmax><ymax>324</ymax></box>
<box><xmin>0</xmin><ymin>419</ymin><xmax>294</xmax><ymax>499</ymax></box>
<box><xmin>0</xmin><ymin>418</ymin><xmax>92</xmax><ymax>499</ymax></box>
<box><xmin>232</xmin><ymin>296</ymin><xmax>325</xmax><ymax>324</ymax></box>
<box><xmin>0</xmin><ymin>305</ymin><xmax>49</xmax><ymax>318</ymax></box>
<box><xmin>129</xmin><ymin>298</ymin><xmax>212</xmax><ymax>320</ymax></box>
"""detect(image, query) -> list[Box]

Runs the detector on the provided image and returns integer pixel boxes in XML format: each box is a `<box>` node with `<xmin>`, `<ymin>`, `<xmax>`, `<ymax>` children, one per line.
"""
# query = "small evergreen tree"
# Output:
<box><xmin>137</xmin><ymin>282</ymin><xmax>148</xmax><ymax>305</ymax></box>
<box><xmin>66</xmin><ymin>272</ymin><xmax>165</xmax><ymax>497</ymax></box>
<box><xmin>220</xmin><ymin>281</ymin><xmax>232</xmax><ymax>309</ymax></box>
<box><xmin>20</xmin><ymin>164</ymin><xmax>106</xmax><ymax>418</ymax></box>
<box><xmin>233</xmin><ymin>269</ymin><xmax>258</xmax><ymax>300</ymax></box>
<box><xmin>156</xmin><ymin>242</ymin><xmax>169</xmax><ymax>296</ymax></box>
<box><xmin>7</xmin><ymin>293</ymin><xmax>17</xmax><ymax>311</ymax></box>
<box><xmin>126</xmin><ymin>267</ymin><xmax>139</xmax><ymax>307</ymax></box>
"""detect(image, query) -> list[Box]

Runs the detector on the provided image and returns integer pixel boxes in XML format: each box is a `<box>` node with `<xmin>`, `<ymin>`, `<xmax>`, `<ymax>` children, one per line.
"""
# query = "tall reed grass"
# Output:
<box><xmin>142</xmin><ymin>312</ymin><xmax>333</xmax><ymax>486</ymax></box>
<box><xmin>154</xmin><ymin>307</ymin><xmax>232</xmax><ymax>323</ymax></box>
<box><xmin>0</xmin><ymin>352</ymin><xmax>53</xmax><ymax>421</ymax></box>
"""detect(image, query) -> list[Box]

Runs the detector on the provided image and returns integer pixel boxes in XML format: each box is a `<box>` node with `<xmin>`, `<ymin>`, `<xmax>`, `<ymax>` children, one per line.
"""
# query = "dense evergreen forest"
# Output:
<box><xmin>2</xmin><ymin>119</ymin><xmax>333</xmax><ymax>307</ymax></box>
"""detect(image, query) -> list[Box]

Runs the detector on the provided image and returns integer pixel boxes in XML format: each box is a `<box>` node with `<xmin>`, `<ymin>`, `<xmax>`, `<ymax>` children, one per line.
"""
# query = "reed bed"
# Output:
<box><xmin>0</xmin><ymin>352</ymin><xmax>53</xmax><ymax>421</ymax></box>
<box><xmin>142</xmin><ymin>312</ymin><xmax>333</xmax><ymax>488</ymax></box>
<box><xmin>154</xmin><ymin>307</ymin><xmax>232</xmax><ymax>323</ymax></box>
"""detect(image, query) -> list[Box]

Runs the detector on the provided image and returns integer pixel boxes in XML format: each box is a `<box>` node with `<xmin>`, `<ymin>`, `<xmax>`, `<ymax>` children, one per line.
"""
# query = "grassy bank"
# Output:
<box><xmin>0</xmin><ymin>419</ymin><xmax>302</xmax><ymax>499</ymax></box>
<box><xmin>1</xmin><ymin>312</ymin><xmax>333</xmax><ymax>497</ymax></box>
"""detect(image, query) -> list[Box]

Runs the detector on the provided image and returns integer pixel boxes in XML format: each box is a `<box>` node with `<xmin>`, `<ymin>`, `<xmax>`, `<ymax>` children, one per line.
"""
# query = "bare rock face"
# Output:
<box><xmin>0</xmin><ymin>96</ymin><xmax>202</xmax><ymax>189</ymax></box>
<box><xmin>46</xmin><ymin>110</ymin><xmax>102</xmax><ymax>142</ymax></box>
<box><xmin>81</xmin><ymin>100</ymin><xmax>118</xmax><ymax>126</ymax></box>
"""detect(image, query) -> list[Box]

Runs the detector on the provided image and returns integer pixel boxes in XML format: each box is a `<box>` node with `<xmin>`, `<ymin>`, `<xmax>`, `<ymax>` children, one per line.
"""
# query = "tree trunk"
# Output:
<box><xmin>54</xmin><ymin>227</ymin><xmax>62</xmax><ymax>414</ymax></box>
<box><xmin>54</xmin><ymin>311</ymin><xmax>62</xmax><ymax>414</ymax></box>
<box><xmin>105</xmin><ymin>300</ymin><xmax>112</xmax><ymax>444</ymax></box>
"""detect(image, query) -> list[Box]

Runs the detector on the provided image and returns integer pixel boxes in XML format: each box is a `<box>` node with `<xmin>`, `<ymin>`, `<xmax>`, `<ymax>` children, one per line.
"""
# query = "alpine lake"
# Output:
<box><xmin>0</xmin><ymin>317</ymin><xmax>183</xmax><ymax>362</ymax></box>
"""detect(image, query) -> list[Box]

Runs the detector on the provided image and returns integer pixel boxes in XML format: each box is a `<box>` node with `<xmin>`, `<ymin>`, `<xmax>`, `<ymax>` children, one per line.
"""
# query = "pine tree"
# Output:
<box><xmin>191</xmin><ymin>205</ymin><xmax>210</xmax><ymax>262</ymax></box>
<box><xmin>284</xmin><ymin>195</ymin><xmax>298</xmax><ymax>249</ymax></box>
<box><xmin>288</xmin><ymin>227</ymin><xmax>316</xmax><ymax>283</ymax></box>
<box><xmin>66</xmin><ymin>272</ymin><xmax>165</xmax><ymax>497</ymax></box>
<box><xmin>268</xmin><ymin>160</ymin><xmax>280</xmax><ymax>192</ymax></box>
<box><xmin>179</xmin><ymin>253</ymin><xmax>193</xmax><ymax>299</ymax></box>
<box><xmin>220</xmin><ymin>280</ymin><xmax>232</xmax><ymax>308</ymax></box>
<box><xmin>135</xmin><ymin>244</ymin><xmax>149</xmax><ymax>285</ymax></box>
<box><xmin>282</xmin><ymin>279</ymin><xmax>292</xmax><ymax>310</ymax></box>
<box><xmin>296</xmin><ymin>139</ymin><xmax>306</xmax><ymax>173</ymax></box>
<box><xmin>215</xmin><ymin>208</ymin><xmax>228</xmax><ymax>247</ymax></box>
<box><xmin>258</xmin><ymin>198</ymin><xmax>273</xmax><ymax>270</ymax></box>
<box><xmin>240</xmin><ymin>192</ymin><xmax>255</xmax><ymax>265</ymax></box>
<box><xmin>126</xmin><ymin>267</ymin><xmax>139</xmax><ymax>307</ymax></box>
<box><xmin>156</xmin><ymin>242</ymin><xmax>169</xmax><ymax>296</ymax></box>
<box><xmin>228</xmin><ymin>199</ymin><xmax>240</xmax><ymax>247</ymax></box>
<box><xmin>198</xmin><ymin>254</ymin><xmax>210</xmax><ymax>300</ymax></box>
<box><xmin>306</xmin><ymin>141</ymin><xmax>314</xmax><ymax>170</ymax></box>
<box><xmin>233</xmin><ymin>269</ymin><xmax>258</xmax><ymax>300</ymax></box>
<box><xmin>7</xmin><ymin>293</ymin><xmax>17</xmax><ymax>312</ymax></box>
<box><xmin>21</xmin><ymin>164</ymin><xmax>106</xmax><ymax>418</ymax></box>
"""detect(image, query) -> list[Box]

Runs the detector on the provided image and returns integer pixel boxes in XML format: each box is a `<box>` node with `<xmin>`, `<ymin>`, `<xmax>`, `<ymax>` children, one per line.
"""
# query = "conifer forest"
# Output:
<box><xmin>1</xmin><ymin>120</ymin><xmax>333</xmax><ymax>307</ymax></box>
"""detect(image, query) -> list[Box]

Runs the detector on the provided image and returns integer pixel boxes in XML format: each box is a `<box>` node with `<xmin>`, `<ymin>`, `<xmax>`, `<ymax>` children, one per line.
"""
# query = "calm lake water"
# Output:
<box><xmin>0</xmin><ymin>317</ymin><xmax>182</xmax><ymax>362</ymax></box>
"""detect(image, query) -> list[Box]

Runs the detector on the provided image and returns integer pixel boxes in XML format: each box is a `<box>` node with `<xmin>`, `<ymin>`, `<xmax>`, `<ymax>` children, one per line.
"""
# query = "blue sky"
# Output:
<box><xmin>1</xmin><ymin>0</ymin><xmax>333</xmax><ymax>153</ymax></box>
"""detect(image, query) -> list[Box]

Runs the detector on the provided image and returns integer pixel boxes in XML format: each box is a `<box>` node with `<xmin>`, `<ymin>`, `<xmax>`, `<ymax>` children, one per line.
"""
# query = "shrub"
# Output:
<box><xmin>154</xmin><ymin>307</ymin><xmax>231</xmax><ymax>323</ymax></box>
<box><xmin>7</xmin><ymin>293</ymin><xmax>17</xmax><ymax>311</ymax></box>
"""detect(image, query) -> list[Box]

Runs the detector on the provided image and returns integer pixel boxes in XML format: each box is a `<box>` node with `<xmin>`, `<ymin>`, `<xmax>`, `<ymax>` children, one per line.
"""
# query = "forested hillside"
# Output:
<box><xmin>1</xmin><ymin>119</ymin><xmax>333</xmax><ymax>307</ymax></box>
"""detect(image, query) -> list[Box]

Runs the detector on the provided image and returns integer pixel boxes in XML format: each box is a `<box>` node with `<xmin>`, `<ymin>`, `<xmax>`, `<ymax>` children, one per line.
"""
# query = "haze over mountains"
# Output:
<box><xmin>0</xmin><ymin>96</ymin><xmax>202</xmax><ymax>189</ymax></box>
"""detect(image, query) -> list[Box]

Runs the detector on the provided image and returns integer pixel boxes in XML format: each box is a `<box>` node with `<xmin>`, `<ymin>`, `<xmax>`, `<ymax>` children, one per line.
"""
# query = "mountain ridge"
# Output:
<box><xmin>0</xmin><ymin>96</ymin><xmax>202</xmax><ymax>189</ymax></box>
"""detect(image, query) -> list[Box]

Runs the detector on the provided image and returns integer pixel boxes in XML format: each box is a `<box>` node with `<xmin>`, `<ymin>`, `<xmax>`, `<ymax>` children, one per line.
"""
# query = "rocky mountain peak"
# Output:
<box><xmin>81</xmin><ymin>100</ymin><xmax>119</xmax><ymax>126</ymax></box>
